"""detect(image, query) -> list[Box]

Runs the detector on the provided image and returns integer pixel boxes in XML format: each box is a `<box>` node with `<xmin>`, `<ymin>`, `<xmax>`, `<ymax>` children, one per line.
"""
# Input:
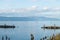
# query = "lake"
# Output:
<box><xmin>0</xmin><ymin>21</ymin><xmax>60</xmax><ymax>40</ymax></box>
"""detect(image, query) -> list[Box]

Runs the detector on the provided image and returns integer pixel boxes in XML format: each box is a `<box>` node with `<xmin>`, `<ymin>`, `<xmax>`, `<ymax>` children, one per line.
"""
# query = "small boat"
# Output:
<box><xmin>0</xmin><ymin>24</ymin><xmax>15</xmax><ymax>28</ymax></box>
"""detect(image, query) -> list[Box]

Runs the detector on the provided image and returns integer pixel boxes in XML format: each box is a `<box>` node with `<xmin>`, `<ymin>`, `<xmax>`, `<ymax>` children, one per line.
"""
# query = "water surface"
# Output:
<box><xmin>0</xmin><ymin>21</ymin><xmax>60</xmax><ymax>40</ymax></box>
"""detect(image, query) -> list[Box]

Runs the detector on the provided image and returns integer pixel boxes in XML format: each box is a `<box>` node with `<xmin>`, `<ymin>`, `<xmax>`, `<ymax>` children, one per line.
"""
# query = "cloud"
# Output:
<box><xmin>0</xmin><ymin>6</ymin><xmax>60</xmax><ymax>14</ymax></box>
<box><xmin>27</xmin><ymin>6</ymin><xmax>38</xmax><ymax>10</ymax></box>
<box><xmin>40</xmin><ymin>7</ymin><xmax>60</xmax><ymax>12</ymax></box>
<box><xmin>43</xmin><ymin>6</ymin><xmax>48</xmax><ymax>10</ymax></box>
<box><xmin>0</xmin><ymin>5</ymin><xmax>38</xmax><ymax>13</ymax></box>
<box><xmin>0</xmin><ymin>6</ymin><xmax>60</xmax><ymax>13</ymax></box>
<box><xmin>0</xmin><ymin>6</ymin><xmax>60</xmax><ymax>19</ymax></box>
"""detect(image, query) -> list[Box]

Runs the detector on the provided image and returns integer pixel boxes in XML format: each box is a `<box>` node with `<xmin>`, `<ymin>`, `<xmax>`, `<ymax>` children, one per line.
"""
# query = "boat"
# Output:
<box><xmin>41</xmin><ymin>24</ymin><xmax>60</xmax><ymax>29</ymax></box>
<box><xmin>0</xmin><ymin>24</ymin><xmax>15</xmax><ymax>28</ymax></box>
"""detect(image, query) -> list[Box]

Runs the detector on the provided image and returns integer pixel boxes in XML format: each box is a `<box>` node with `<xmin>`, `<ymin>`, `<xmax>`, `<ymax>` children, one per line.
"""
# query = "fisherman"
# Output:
<box><xmin>31</xmin><ymin>34</ymin><xmax>34</xmax><ymax>40</ymax></box>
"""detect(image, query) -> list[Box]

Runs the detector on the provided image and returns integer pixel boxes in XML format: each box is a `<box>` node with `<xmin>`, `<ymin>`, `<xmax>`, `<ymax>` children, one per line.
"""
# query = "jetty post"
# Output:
<box><xmin>31</xmin><ymin>34</ymin><xmax>34</xmax><ymax>40</ymax></box>
<box><xmin>2</xmin><ymin>36</ymin><xmax>4</xmax><ymax>40</ymax></box>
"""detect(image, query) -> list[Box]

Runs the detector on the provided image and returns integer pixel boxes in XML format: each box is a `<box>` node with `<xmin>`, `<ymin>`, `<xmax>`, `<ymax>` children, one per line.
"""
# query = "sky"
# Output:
<box><xmin>0</xmin><ymin>0</ymin><xmax>60</xmax><ymax>19</ymax></box>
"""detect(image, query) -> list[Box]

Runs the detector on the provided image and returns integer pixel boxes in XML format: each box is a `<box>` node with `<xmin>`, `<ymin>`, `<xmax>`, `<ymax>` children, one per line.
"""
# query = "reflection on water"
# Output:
<box><xmin>0</xmin><ymin>21</ymin><xmax>60</xmax><ymax>40</ymax></box>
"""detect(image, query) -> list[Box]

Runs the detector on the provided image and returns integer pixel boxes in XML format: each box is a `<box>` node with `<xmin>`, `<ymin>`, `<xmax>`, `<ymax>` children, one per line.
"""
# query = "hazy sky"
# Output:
<box><xmin>0</xmin><ymin>0</ymin><xmax>60</xmax><ymax>18</ymax></box>
<box><xmin>0</xmin><ymin>0</ymin><xmax>60</xmax><ymax>9</ymax></box>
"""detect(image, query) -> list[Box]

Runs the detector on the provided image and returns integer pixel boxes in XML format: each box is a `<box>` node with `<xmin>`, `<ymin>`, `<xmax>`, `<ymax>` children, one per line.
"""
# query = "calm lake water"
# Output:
<box><xmin>0</xmin><ymin>21</ymin><xmax>60</xmax><ymax>40</ymax></box>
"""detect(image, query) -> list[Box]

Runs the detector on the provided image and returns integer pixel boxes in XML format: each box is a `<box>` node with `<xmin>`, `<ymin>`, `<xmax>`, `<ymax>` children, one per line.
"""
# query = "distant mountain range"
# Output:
<box><xmin>0</xmin><ymin>16</ymin><xmax>60</xmax><ymax>21</ymax></box>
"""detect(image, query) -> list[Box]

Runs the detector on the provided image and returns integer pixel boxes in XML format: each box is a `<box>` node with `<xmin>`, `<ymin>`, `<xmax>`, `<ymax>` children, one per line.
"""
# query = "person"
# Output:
<box><xmin>31</xmin><ymin>34</ymin><xmax>34</xmax><ymax>40</ymax></box>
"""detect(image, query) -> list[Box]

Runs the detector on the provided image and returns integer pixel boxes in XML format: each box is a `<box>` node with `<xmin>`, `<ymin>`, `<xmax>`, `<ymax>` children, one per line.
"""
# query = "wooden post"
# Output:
<box><xmin>31</xmin><ymin>34</ymin><xmax>34</xmax><ymax>40</ymax></box>
<box><xmin>2</xmin><ymin>36</ymin><xmax>4</xmax><ymax>40</ymax></box>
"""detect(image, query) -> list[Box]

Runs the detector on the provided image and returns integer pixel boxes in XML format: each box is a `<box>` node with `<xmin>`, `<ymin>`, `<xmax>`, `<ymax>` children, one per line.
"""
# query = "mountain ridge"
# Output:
<box><xmin>0</xmin><ymin>16</ymin><xmax>59</xmax><ymax>21</ymax></box>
